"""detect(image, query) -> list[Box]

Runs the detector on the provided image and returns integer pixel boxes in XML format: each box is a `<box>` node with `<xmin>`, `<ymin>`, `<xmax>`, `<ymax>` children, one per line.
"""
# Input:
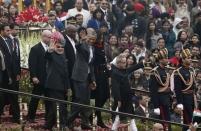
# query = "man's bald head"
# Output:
<box><xmin>42</xmin><ymin>30</ymin><xmax>52</xmax><ymax>36</ymax></box>
<box><xmin>153</xmin><ymin>123</ymin><xmax>164</xmax><ymax>131</ymax></box>
<box><xmin>41</xmin><ymin>30</ymin><xmax>52</xmax><ymax>45</ymax></box>
<box><xmin>65</xmin><ymin>24</ymin><xmax>77</xmax><ymax>40</ymax></box>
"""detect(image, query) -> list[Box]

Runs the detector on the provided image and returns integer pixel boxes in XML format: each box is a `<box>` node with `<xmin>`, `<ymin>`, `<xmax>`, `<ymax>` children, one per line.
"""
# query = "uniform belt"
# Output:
<box><xmin>158</xmin><ymin>86</ymin><xmax>170</xmax><ymax>93</ymax></box>
<box><xmin>182</xmin><ymin>90</ymin><xmax>193</xmax><ymax>94</ymax></box>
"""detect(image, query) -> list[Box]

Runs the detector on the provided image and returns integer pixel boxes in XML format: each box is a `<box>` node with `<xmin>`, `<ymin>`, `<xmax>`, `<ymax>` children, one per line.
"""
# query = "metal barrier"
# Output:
<box><xmin>18</xmin><ymin>68</ymin><xmax>201</xmax><ymax>130</ymax></box>
<box><xmin>131</xmin><ymin>88</ymin><xmax>201</xmax><ymax>103</ymax></box>
<box><xmin>0</xmin><ymin>87</ymin><xmax>200</xmax><ymax>130</ymax></box>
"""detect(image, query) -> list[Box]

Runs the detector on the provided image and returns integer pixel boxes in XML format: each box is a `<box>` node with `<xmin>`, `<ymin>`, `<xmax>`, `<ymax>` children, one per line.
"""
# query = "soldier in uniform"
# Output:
<box><xmin>174</xmin><ymin>49</ymin><xmax>196</xmax><ymax>131</ymax></box>
<box><xmin>149</xmin><ymin>48</ymin><xmax>172</xmax><ymax>130</ymax></box>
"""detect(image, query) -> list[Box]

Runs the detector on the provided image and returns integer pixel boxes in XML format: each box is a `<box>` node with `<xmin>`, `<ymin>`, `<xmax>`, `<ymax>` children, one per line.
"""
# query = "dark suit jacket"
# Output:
<box><xmin>135</xmin><ymin>105</ymin><xmax>154</xmax><ymax>123</ymax></box>
<box><xmin>71</xmin><ymin>43</ymin><xmax>95</xmax><ymax>82</ymax></box>
<box><xmin>12</xmin><ymin>37</ymin><xmax>20</xmax><ymax>78</ymax></box>
<box><xmin>0</xmin><ymin>36</ymin><xmax>13</xmax><ymax>78</ymax></box>
<box><xmin>63</xmin><ymin>35</ymin><xmax>76</xmax><ymax>77</ymax></box>
<box><xmin>111</xmin><ymin>63</ymin><xmax>144</xmax><ymax>101</ymax></box>
<box><xmin>28</xmin><ymin>42</ymin><xmax>47</xmax><ymax>86</ymax></box>
<box><xmin>45</xmin><ymin>52</ymin><xmax>69</xmax><ymax>91</ymax></box>
<box><xmin>135</xmin><ymin>106</ymin><xmax>146</xmax><ymax>117</ymax></box>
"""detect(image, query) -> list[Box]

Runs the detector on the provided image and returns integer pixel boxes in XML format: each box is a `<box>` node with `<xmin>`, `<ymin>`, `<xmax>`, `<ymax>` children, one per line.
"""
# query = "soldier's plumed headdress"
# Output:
<box><xmin>157</xmin><ymin>48</ymin><xmax>168</xmax><ymax>60</ymax></box>
<box><xmin>180</xmin><ymin>49</ymin><xmax>192</xmax><ymax>59</ymax></box>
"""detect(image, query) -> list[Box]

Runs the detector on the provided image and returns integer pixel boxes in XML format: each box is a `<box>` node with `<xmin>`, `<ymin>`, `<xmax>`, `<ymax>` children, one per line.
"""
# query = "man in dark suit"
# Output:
<box><xmin>63</xmin><ymin>24</ymin><xmax>77</xmax><ymax>102</ymax></box>
<box><xmin>7</xmin><ymin>24</ymin><xmax>21</xmax><ymax>116</ymax></box>
<box><xmin>9</xmin><ymin>24</ymin><xmax>21</xmax><ymax>85</ymax></box>
<box><xmin>111</xmin><ymin>54</ymin><xmax>144</xmax><ymax>131</ymax></box>
<box><xmin>27</xmin><ymin>30</ymin><xmax>52</xmax><ymax>122</ymax></box>
<box><xmin>135</xmin><ymin>95</ymin><xmax>149</xmax><ymax>117</ymax></box>
<box><xmin>99</xmin><ymin>0</ymin><xmax>116</xmax><ymax>33</ymax></box>
<box><xmin>67</xmin><ymin>28</ymin><xmax>97</xmax><ymax>130</ymax></box>
<box><xmin>44</xmin><ymin>31</ymin><xmax>69</xmax><ymax>130</ymax></box>
<box><xmin>0</xmin><ymin>24</ymin><xmax>20</xmax><ymax>123</ymax></box>
<box><xmin>135</xmin><ymin>95</ymin><xmax>151</xmax><ymax>124</ymax></box>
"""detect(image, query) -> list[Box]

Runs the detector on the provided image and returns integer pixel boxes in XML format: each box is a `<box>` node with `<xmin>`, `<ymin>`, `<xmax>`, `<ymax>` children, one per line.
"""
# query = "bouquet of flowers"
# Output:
<box><xmin>15</xmin><ymin>6</ymin><xmax>48</xmax><ymax>26</ymax></box>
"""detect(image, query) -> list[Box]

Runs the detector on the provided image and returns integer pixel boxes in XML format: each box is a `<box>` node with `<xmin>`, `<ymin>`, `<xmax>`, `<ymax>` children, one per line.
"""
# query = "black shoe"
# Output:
<box><xmin>81</xmin><ymin>123</ymin><xmax>92</xmax><ymax>130</ymax></box>
<box><xmin>97</xmin><ymin>122</ymin><xmax>109</xmax><ymax>128</ymax></box>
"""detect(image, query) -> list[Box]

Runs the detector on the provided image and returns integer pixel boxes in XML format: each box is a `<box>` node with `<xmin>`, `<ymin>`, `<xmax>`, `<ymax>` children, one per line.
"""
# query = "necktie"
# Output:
<box><xmin>12</xmin><ymin>38</ymin><xmax>16</xmax><ymax>51</ymax></box>
<box><xmin>13</xmin><ymin>38</ymin><xmax>19</xmax><ymax>56</ymax></box>
<box><xmin>45</xmin><ymin>45</ymin><xmax>48</xmax><ymax>52</ymax></box>
<box><xmin>5</xmin><ymin>38</ymin><xmax>12</xmax><ymax>54</ymax></box>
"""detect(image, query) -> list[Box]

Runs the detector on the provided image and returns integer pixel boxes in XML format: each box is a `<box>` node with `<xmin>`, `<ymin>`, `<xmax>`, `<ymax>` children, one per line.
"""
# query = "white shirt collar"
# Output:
<box><xmin>140</xmin><ymin>104</ymin><xmax>146</xmax><ymax>112</ymax></box>
<box><xmin>41</xmin><ymin>41</ymin><xmax>48</xmax><ymax>51</ymax></box>
<box><xmin>9</xmin><ymin>35</ymin><xmax>15</xmax><ymax>39</ymax></box>
<box><xmin>100</xmin><ymin>7</ymin><xmax>107</xmax><ymax>14</ymax></box>
<box><xmin>0</xmin><ymin>35</ymin><xmax>7</xmax><ymax>40</ymax></box>
<box><xmin>66</xmin><ymin>35</ymin><xmax>74</xmax><ymax>41</ymax></box>
<box><xmin>66</xmin><ymin>35</ymin><xmax>77</xmax><ymax>54</ymax></box>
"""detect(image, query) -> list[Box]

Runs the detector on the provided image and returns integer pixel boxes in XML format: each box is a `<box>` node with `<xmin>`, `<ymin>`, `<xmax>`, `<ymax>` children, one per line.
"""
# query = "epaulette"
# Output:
<box><xmin>150</xmin><ymin>66</ymin><xmax>159</xmax><ymax>75</ymax></box>
<box><xmin>173</xmin><ymin>67</ymin><xmax>182</xmax><ymax>76</ymax></box>
<box><xmin>151</xmin><ymin>66</ymin><xmax>159</xmax><ymax>72</ymax></box>
<box><xmin>189</xmin><ymin>67</ymin><xmax>195</xmax><ymax>73</ymax></box>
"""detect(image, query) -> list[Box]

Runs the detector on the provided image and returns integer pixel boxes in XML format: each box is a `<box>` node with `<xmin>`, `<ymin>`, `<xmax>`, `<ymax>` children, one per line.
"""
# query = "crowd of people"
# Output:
<box><xmin>0</xmin><ymin>0</ymin><xmax>201</xmax><ymax>131</ymax></box>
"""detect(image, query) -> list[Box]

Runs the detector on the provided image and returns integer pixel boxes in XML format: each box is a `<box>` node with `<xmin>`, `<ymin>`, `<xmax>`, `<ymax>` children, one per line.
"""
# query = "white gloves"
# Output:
<box><xmin>154</xmin><ymin>108</ymin><xmax>160</xmax><ymax>115</ymax></box>
<box><xmin>130</xmin><ymin>119</ymin><xmax>138</xmax><ymax>131</ymax></box>
<box><xmin>177</xmin><ymin>104</ymin><xmax>184</xmax><ymax>110</ymax></box>
<box><xmin>194</xmin><ymin>122</ymin><xmax>198</xmax><ymax>127</ymax></box>
<box><xmin>111</xmin><ymin>107</ymin><xmax>120</xmax><ymax>131</ymax></box>
<box><xmin>8</xmin><ymin>77</ymin><xmax>12</xmax><ymax>85</ymax></box>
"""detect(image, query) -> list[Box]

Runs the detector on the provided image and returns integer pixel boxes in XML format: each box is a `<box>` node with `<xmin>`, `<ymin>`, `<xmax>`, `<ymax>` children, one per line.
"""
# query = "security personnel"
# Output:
<box><xmin>149</xmin><ymin>48</ymin><xmax>171</xmax><ymax>130</ymax></box>
<box><xmin>174</xmin><ymin>49</ymin><xmax>196</xmax><ymax>131</ymax></box>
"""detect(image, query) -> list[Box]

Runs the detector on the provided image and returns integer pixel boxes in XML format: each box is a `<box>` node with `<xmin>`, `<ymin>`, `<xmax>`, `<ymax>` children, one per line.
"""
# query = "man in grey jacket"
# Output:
<box><xmin>67</xmin><ymin>28</ymin><xmax>97</xmax><ymax>130</ymax></box>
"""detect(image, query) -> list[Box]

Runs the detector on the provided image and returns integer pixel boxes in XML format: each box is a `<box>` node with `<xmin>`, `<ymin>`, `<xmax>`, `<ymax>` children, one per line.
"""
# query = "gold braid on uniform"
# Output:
<box><xmin>152</xmin><ymin>66</ymin><xmax>170</xmax><ymax>89</ymax></box>
<box><xmin>176</xmin><ymin>67</ymin><xmax>193</xmax><ymax>87</ymax></box>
